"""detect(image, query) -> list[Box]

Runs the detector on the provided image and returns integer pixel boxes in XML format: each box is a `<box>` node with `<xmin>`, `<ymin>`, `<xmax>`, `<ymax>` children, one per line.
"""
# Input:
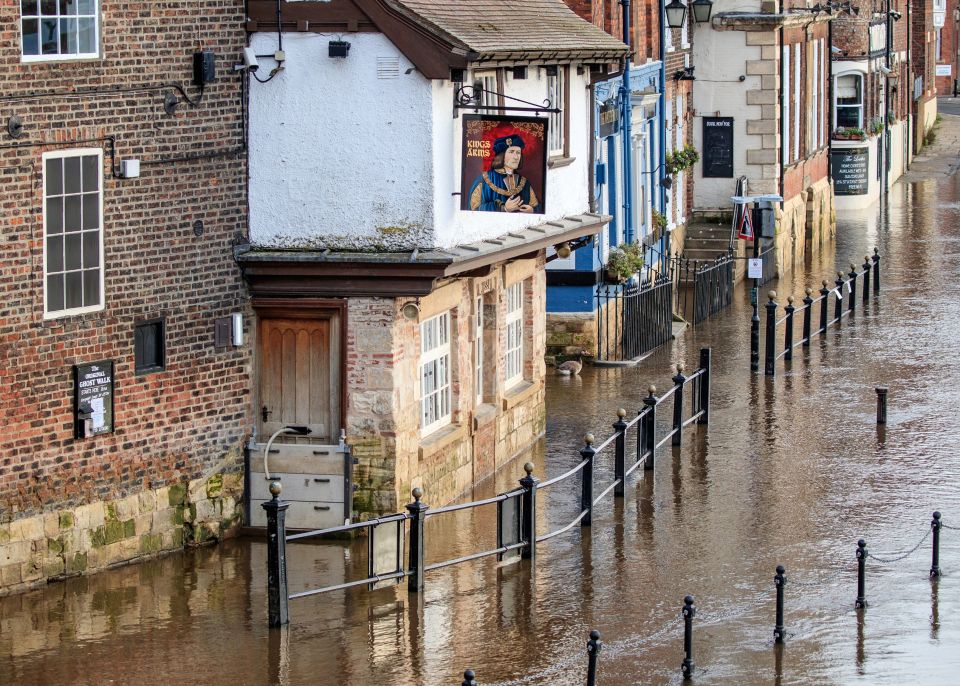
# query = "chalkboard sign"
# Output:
<box><xmin>73</xmin><ymin>360</ymin><xmax>114</xmax><ymax>438</ymax></box>
<box><xmin>702</xmin><ymin>117</ymin><xmax>734</xmax><ymax>177</ymax></box>
<box><xmin>831</xmin><ymin>147</ymin><xmax>869</xmax><ymax>195</ymax></box>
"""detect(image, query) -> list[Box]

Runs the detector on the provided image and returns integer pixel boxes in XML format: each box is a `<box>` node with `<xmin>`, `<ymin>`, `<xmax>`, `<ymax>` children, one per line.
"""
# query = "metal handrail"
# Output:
<box><xmin>286</xmin><ymin>512</ymin><xmax>409</xmax><ymax>542</ymax></box>
<box><xmin>289</xmin><ymin>569</ymin><xmax>407</xmax><ymax>599</ymax></box>
<box><xmin>593</xmin><ymin>478</ymin><xmax>621</xmax><ymax>505</ymax></box>
<box><xmin>539</xmin><ymin>457</ymin><xmax>590</xmax><ymax>489</ymax></box>
<box><xmin>536</xmin><ymin>507</ymin><xmax>591</xmax><ymax>542</ymax></box>
<box><xmin>426</xmin><ymin>489</ymin><xmax>521</xmax><ymax>517</ymax></box>
<box><xmin>425</xmin><ymin>541</ymin><xmax>527</xmax><ymax>572</ymax></box>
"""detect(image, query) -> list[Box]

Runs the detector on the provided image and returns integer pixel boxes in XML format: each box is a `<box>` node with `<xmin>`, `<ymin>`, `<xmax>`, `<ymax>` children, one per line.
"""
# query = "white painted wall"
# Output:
<box><xmin>248</xmin><ymin>32</ymin><xmax>593</xmax><ymax>251</ymax></box>
<box><xmin>691</xmin><ymin>26</ymin><xmax>761</xmax><ymax>209</ymax></box>
<box><xmin>432</xmin><ymin>67</ymin><xmax>592</xmax><ymax>249</ymax></box>
<box><xmin>248</xmin><ymin>32</ymin><xmax>434</xmax><ymax>249</ymax></box>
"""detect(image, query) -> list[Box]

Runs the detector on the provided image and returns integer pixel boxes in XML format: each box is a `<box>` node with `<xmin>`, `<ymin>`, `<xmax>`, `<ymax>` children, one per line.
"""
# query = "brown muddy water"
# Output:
<box><xmin>3</xmin><ymin>174</ymin><xmax>960</xmax><ymax>685</ymax></box>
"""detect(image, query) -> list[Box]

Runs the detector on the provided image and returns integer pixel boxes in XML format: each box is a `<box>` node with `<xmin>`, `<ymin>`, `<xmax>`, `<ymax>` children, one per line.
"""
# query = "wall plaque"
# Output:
<box><xmin>702</xmin><ymin>117</ymin><xmax>734</xmax><ymax>178</ymax></box>
<box><xmin>73</xmin><ymin>360</ymin><xmax>114</xmax><ymax>438</ymax></box>
<box><xmin>831</xmin><ymin>147</ymin><xmax>870</xmax><ymax>195</ymax></box>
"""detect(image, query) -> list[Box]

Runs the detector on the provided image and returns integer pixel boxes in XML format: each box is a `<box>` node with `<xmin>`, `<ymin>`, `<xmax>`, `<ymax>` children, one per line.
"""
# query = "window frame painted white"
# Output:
<box><xmin>834</xmin><ymin>72</ymin><xmax>864</xmax><ymax>129</ymax></box>
<box><xmin>782</xmin><ymin>44</ymin><xmax>791</xmax><ymax>166</ymax></box>
<box><xmin>474</xmin><ymin>296</ymin><xmax>484</xmax><ymax>404</ymax></box>
<box><xmin>21</xmin><ymin>0</ymin><xmax>100</xmax><ymax>62</ymax></box>
<box><xmin>547</xmin><ymin>68</ymin><xmax>566</xmax><ymax>157</ymax></box>
<box><xmin>793</xmin><ymin>43</ymin><xmax>801</xmax><ymax>162</ymax></box>
<box><xmin>42</xmin><ymin>147</ymin><xmax>104</xmax><ymax>319</ymax></box>
<box><xmin>420</xmin><ymin>311</ymin><xmax>453</xmax><ymax>435</ymax></box>
<box><xmin>504</xmin><ymin>282</ymin><xmax>524</xmax><ymax>389</ymax></box>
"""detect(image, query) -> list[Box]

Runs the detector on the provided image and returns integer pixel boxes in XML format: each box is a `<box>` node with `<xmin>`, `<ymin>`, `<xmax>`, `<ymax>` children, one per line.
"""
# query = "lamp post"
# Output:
<box><xmin>620</xmin><ymin>0</ymin><xmax>635</xmax><ymax>244</ymax></box>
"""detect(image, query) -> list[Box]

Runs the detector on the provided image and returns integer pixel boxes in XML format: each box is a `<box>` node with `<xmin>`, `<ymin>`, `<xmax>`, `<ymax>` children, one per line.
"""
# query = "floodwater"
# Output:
<box><xmin>4</xmin><ymin>172</ymin><xmax>960</xmax><ymax>686</ymax></box>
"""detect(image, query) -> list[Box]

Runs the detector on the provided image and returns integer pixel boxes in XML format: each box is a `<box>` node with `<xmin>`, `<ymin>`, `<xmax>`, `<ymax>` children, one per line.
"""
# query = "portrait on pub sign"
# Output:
<box><xmin>461</xmin><ymin>115</ymin><xmax>548</xmax><ymax>215</ymax></box>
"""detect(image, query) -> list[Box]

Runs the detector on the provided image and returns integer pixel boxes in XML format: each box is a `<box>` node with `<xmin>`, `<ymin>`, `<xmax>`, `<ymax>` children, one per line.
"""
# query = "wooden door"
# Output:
<box><xmin>259</xmin><ymin>316</ymin><xmax>340</xmax><ymax>442</ymax></box>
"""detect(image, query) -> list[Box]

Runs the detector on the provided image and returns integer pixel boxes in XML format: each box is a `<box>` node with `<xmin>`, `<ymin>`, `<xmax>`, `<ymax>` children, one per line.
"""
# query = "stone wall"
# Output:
<box><xmin>772</xmin><ymin>176</ymin><xmax>835</xmax><ymax>278</ymax></box>
<box><xmin>0</xmin><ymin>468</ymin><xmax>243</xmax><ymax>597</ymax></box>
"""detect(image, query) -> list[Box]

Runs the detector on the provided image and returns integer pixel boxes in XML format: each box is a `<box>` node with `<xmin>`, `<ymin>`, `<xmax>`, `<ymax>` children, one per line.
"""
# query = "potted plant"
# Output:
<box><xmin>847</xmin><ymin>127</ymin><xmax>866</xmax><ymax>141</ymax></box>
<box><xmin>606</xmin><ymin>241</ymin><xmax>645</xmax><ymax>283</ymax></box>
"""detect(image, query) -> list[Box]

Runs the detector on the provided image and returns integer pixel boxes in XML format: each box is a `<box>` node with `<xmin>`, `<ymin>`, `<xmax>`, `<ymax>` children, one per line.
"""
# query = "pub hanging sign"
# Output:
<box><xmin>461</xmin><ymin>114</ymin><xmax>548</xmax><ymax>215</ymax></box>
<box><xmin>599</xmin><ymin>99</ymin><xmax>620</xmax><ymax>138</ymax></box>
<box><xmin>73</xmin><ymin>360</ymin><xmax>114</xmax><ymax>438</ymax></box>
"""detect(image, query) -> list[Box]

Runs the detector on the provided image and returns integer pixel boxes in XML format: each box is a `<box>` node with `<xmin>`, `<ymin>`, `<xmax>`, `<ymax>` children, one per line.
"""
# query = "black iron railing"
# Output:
<box><xmin>691</xmin><ymin>255</ymin><xmax>734</xmax><ymax>324</ymax></box>
<box><xmin>261</xmin><ymin>349</ymin><xmax>713</xmax><ymax>626</ymax></box>
<box><xmin>755</xmin><ymin>250</ymin><xmax>880</xmax><ymax>375</ymax></box>
<box><xmin>595</xmin><ymin>273</ymin><xmax>673</xmax><ymax>362</ymax></box>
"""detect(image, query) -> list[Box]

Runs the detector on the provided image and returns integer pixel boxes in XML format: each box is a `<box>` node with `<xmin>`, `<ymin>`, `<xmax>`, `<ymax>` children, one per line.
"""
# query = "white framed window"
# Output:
<box><xmin>676</xmin><ymin>95</ymin><xmax>685</xmax><ymax>224</ymax></box>
<box><xmin>474</xmin><ymin>296</ymin><xmax>484</xmax><ymax>404</ymax></box>
<box><xmin>505</xmin><ymin>282</ymin><xmax>524</xmax><ymax>388</ymax></box>
<box><xmin>793</xmin><ymin>43</ymin><xmax>800</xmax><ymax>162</ymax></box>
<box><xmin>834</xmin><ymin>73</ymin><xmax>864</xmax><ymax>128</ymax></box>
<box><xmin>420</xmin><ymin>312</ymin><xmax>452</xmax><ymax>435</ymax></box>
<box><xmin>43</xmin><ymin>148</ymin><xmax>103</xmax><ymax>318</ymax></box>
<box><xmin>782</xmin><ymin>44</ymin><xmax>791</xmax><ymax>165</ymax></box>
<box><xmin>547</xmin><ymin>68</ymin><xmax>565</xmax><ymax>156</ymax></box>
<box><xmin>21</xmin><ymin>0</ymin><xmax>99</xmax><ymax>61</ymax></box>
<box><xmin>475</xmin><ymin>70</ymin><xmax>499</xmax><ymax>107</ymax></box>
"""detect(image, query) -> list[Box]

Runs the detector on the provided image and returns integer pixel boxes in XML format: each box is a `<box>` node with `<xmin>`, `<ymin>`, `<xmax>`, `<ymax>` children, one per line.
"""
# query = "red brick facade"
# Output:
<box><xmin>0</xmin><ymin>1</ymin><xmax>250</xmax><ymax>524</ymax></box>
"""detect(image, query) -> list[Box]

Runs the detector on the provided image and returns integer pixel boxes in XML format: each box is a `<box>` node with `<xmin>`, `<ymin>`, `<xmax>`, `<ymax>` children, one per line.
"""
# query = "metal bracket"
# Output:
<box><xmin>454</xmin><ymin>84</ymin><xmax>559</xmax><ymax>116</ymax></box>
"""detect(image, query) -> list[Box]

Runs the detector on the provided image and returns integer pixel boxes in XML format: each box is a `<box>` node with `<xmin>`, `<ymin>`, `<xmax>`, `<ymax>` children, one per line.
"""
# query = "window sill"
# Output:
<box><xmin>418</xmin><ymin>422</ymin><xmax>468</xmax><ymax>461</ymax></box>
<box><xmin>502</xmin><ymin>380</ymin><xmax>540</xmax><ymax>411</ymax></box>
<box><xmin>548</xmin><ymin>156</ymin><xmax>576</xmax><ymax>169</ymax></box>
<box><xmin>473</xmin><ymin>403</ymin><xmax>498</xmax><ymax>432</ymax></box>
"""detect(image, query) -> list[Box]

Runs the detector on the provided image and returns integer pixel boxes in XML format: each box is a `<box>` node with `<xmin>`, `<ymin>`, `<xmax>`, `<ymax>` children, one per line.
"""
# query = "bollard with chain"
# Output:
<box><xmin>461</xmin><ymin>669</ymin><xmax>477</xmax><ymax>686</ymax></box>
<box><xmin>672</xmin><ymin>363</ymin><xmax>686</xmax><ymax>446</ymax></box>
<box><xmin>875</xmin><ymin>386</ymin><xmax>888</xmax><ymax>424</ymax></box>
<box><xmin>834</xmin><ymin>272</ymin><xmax>844</xmax><ymax>323</ymax></box>
<box><xmin>848</xmin><ymin>263</ymin><xmax>858</xmax><ymax>312</ymax></box>
<box><xmin>784</xmin><ymin>296</ymin><xmax>795</xmax><ymax>361</ymax></box>
<box><xmin>931</xmin><ymin>511</ymin><xmax>942</xmax><ymax>578</ymax></box>
<box><xmin>519</xmin><ymin>463</ymin><xmax>538</xmax><ymax>562</ymax></box>
<box><xmin>855</xmin><ymin>539</ymin><xmax>868</xmax><ymax>608</ymax></box>
<box><xmin>580</xmin><ymin>434</ymin><xmax>596</xmax><ymax>526</ymax></box>
<box><xmin>819</xmin><ymin>280</ymin><xmax>830</xmax><ymax>336</ymax></box>
<box><xmin>862</xmin><ymin>256</ymin><xmax>871</xmax><ymax>302</ymax></box>
<box><xmin>697</xmin><ymin>348</ymin><xmax>711</xmax><ymax>425</ymax></box>
<box><xmin>586</xmin><ymin>629</ymin><xmax>602</xmax><ymax>686</ymax></box>
<box><xmin>643</xmin><ymin>385</ymin><xmax>657</xmax><ymax>470</ymax></box>
<box><xmin>263</xmin><ymin>481</ymin><xmax>290</xmax><ymax>627</ymax></box>
<box><xmin>774</xmin><ymin>565</ymin><xmax>786</xmax><ymax>643</ymax></box>
<box><xmin>682</xmin><ymin>595</ymin><xmax>696</xmax><ymax>679</ymax></box>
<box><xmin>613</xmin><ymin>409</ymin><xmax>628</xmax><ymax>497</ymax></box>
<box><xmin>407</xmin><ymin>488</ymin><xmax>428</xmax><ymax>592</ymax></box>
<box><xmin>802</xmin><ymin>288</ymin><xmax>813</xmax><ymax>347</ymax></box>
<box><xmin>764</xmin><ymin>291</ymin><xmax>777</xmax><ymax>376</ymax></box>
<box><xmin>872</xmin><ymin>248</ymin><xmax>880</xmax><ymax>293</ymax></box>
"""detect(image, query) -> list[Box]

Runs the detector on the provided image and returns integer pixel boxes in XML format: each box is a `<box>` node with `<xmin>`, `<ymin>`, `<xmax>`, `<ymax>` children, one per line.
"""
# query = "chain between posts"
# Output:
<box><xmin>866</xmin><ymin>528</ymin><xmax>932</xmax><ymax>564</ymax></box>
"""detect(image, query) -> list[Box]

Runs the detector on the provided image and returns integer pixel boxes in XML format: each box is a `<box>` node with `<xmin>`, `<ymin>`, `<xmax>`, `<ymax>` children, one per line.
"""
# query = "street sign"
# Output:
<box><xmin>737</xmin><ymin>207</ymin><xmax>754</xmax><ymax>240</ymax></box>
<box><xmin>748</xmin><ymin>258</ymin><xmax>763</xmax><ymax>279</ymax></box>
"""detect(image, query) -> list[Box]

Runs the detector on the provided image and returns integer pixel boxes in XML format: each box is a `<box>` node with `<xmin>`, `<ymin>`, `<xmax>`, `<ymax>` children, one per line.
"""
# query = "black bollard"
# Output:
<box><xmin>784</xmin><ymin>296</ymin><xmax>795</xmax><ymax>361</ymax></box>
<box><xmin>856</xmin><ymin>539</ymin><xmax>868</xmax><ymax>608</ymax></box>
<box><xmin>580</xmin><ymin>434</ymin><xmax>596</xmax><ymax>526</ymax></box>
<box><xmin>462</xmin><ymin>669</ymin><xmax>477</xmax><ymax>686</ymax></box>
<box><xmin>764</xmin><ymin>291</ymin><xmax>778</xmax><ymax>376</ymax></box>
<box><xmin>643</xmin><ymin>385</ymin><xmax>657</xmax><ymax>471</ymax></box>
<box><xmin>802</xmin><ymin>288</ymin><xmax>813</xmax><ymax>347</ymax></box>
<box><xmin>872</xmin><ymin>249</ymin><xmax>880</xmax><ymax>293</ymax></box>
<box><xmin>613</xmin><ymin>409</ymin><xmax>628</xmax><ymax>497</ymax></box>
<box><xmin>697</xmin><ymin>348</ymin><xmax>711</xmax><ymax>425</ymax></box>
<box><xmin>672</xmin><ymin>363</ymin><xmax>686</xmax><ymax>446</ymax></box>
<box><xmin>834</xmin><ymin>272</ymin><xmax>844</xmax><ymax>323</ymax></box>
<box><xmin>519</xmin><ymin>463</ymin><xmax>539</xmax><ymax>562</ymax></box>
<box><xmin>875</xmin><ymin>386</ymin><xmax>888</xmax><ymax>425</ymax></box>
<box><xmin>263</xmin><ymin>481</ymin><xmax>290</xmax><ymax>627</ymax></box>
<box><xmin>931</xmin><ymin>511</ymin><xmax>942</xmax><ymax>578</ymax></box>
<box><xmin>406</xmin><ymin>488</ymin><xmax>428</xmax><ymax>592</ymax></box>
<box><xmin>862</xmin><ymin>257</ymin><xmax>871</xmax><ymax>302</ymax></box>
<box><xmin>774</xmin><ymin>565</ymin><xmax>786</xmax><ymax>643</ymax></box>
<box><xmin>682</xmin><ymin>595</ymin><xmax>696</xmax><ymax>679</ymax></box>
<box><xmin>586</xmin><ymin>629</ymin><xmax>602</xmax><ymax>686</ymax></box>
<box><xmin>819</xmin><ymin>280</ymin><xmax>830</xmax><ymax>336</ymax></box>
<box><xmin>848</xmin><ymin>264</ymin><xmax>858</xmax><ymax>312</ymax></box>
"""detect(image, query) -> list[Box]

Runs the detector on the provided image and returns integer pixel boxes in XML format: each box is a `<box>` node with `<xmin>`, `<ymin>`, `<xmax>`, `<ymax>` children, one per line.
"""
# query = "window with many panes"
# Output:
<box><xmin>835</xmin><ymin>73</ymin><xmax>863</xmax><ymax>128</ymax></box>
<box><xmin>21</xmin><ymin>0</ymin><xmax>99</xmax><ymax>61</ymax></box>
<box><xmin>505</xmin><ymin>282</ymin><xmax>524</xmax><ymax>388</ymax></box>
<box><xmin>420</xmin><ymin>312</ymin><xmax>452</xmax><ymax>434</ymax></box>
<box><xmin>547</xmin><ymin>68</ymin><xmax>565</xmax><ymax>157</ymax></box>
<box><xmin>43</xmin><ymin>149</ymin><xmax>103</xmax><ymax>318</ymax></box>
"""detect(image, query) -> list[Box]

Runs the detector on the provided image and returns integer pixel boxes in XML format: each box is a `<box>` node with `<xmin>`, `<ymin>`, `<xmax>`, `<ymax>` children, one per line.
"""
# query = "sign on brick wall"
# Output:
<box><xmin>73</xmin><ymin>360</ymin><xmax>114</xmax><ymax>438</ymax></box>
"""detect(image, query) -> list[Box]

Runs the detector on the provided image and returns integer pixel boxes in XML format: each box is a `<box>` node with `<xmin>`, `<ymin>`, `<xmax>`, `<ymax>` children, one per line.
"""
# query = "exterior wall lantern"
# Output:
<box><xmin>665</xmin><ymin>0</ymin><xmax>688</xmax><ymax>29</ymax></box>
<box><xmin>692</xmin><ymin>0</ymin><xmax>714</xmax><ymax>23</ymax></box>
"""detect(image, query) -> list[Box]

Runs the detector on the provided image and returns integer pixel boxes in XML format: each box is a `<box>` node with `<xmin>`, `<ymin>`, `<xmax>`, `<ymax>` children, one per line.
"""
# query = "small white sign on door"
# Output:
<box><xmin>748</xmin><ymin>258</ymin><xmax>763</xmax><ymax>279</ymax></box>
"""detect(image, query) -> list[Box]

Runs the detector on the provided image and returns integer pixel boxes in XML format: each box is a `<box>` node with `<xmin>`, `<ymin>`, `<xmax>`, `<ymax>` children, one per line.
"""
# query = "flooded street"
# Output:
<box><xmin>4</xmin><ymin>157</ymin><xmax>960</xmax><ymax>684</ymax></box>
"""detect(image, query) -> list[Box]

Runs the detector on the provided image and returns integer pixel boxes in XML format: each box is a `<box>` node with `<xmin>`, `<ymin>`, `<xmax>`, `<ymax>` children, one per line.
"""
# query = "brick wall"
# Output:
<box><xmin>0</xmin><ymin>0</ymin><xmax>250</xmax><ymax>591</ymax></box>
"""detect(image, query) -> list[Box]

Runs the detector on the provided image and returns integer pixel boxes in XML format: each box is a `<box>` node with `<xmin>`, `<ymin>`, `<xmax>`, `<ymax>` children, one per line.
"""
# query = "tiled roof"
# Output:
<box><xmin>384</xmin><ymin>0</ymin><xmax>628</xmax><ymax>60</ymax></box>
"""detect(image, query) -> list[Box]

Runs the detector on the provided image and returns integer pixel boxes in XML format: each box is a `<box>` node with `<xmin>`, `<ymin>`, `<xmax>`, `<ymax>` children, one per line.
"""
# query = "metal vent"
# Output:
<box><xmin>377</xmin><ymin>57</ymin><xmax>400</xmax><ymax>79</ymax></box>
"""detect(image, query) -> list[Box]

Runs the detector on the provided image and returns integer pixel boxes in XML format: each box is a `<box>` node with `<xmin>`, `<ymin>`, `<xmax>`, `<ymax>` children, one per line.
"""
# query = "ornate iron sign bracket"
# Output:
<box><xmin>453</xmin><ymin>84</ymin><xmax>560</xmax><ymax>118</ymax></box>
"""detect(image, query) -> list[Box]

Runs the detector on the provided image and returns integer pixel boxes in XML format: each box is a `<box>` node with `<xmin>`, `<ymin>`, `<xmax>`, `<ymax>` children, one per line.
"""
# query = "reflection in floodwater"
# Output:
<box><xmin>3</xmin><ymin>175</ymin><xmax>960</xmax><ymax>684</ymax></box>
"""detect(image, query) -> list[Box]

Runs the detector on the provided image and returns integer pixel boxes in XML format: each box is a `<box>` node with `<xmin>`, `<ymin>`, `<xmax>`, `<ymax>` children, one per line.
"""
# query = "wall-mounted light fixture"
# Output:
<box><xmin>401</xmin><ymin>301</ymin><xmax>421</xmax><ymax>321</ymax></box>
<box><xmin>691</xmin><ymin>0</ymin><xmax>713</xmax><ymax>23</ymax></box>
<box><xmin>665</xmin><ymin>0</ymin><xmax>688</xmax><ymax>29</ymax></box>
<box><xmin>555</xmin><ymin>242</ymin><xmax>572</xmax><ymax>259</ymax></box>
<box><xmin>328</xmin><ymin>40</ymin><xmax>350</xmax><ymax>58</ymax></box>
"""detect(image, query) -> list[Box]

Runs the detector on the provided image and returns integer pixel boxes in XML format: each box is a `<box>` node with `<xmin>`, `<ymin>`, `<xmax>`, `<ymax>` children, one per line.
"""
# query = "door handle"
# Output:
<box><xmin>261</xmin><ymin>405</ymin><xmax>272</xmax><ymax>423</ymax></box>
